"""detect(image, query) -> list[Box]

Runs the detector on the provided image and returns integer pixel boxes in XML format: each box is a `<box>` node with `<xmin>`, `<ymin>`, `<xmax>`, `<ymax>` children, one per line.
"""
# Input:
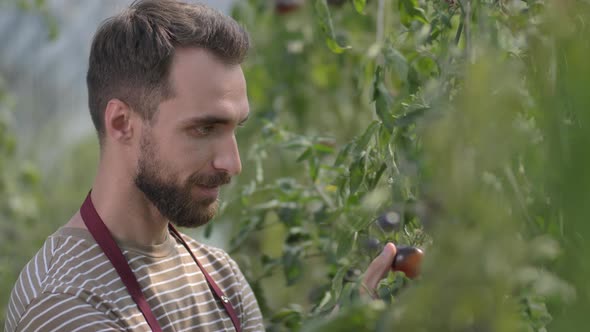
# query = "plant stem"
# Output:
<box><xmin>464</xmin><ymin>0</ymin><xmax>472</xmax><ymax>61</ymax></box>
<box><xmin>455</xmin><ymin>20</ymin><xmax>464</xmax><ymax>46</ymax></box>
<box><xmin>377</xmin><ymin>0</ymin><xmax>385</xmax><ymax>45</ymax></box>
<box><xmin>314</xmin><ymin>182</ymin><xmax>336</xmax><ymax>209</ymax></box>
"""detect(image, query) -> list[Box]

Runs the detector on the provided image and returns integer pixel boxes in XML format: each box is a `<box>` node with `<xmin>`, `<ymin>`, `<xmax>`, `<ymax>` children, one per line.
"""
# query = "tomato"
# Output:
<box><xmin>392</xmin><ymin>245</ymin><xmax>424</xmax><ymax>279</ymax></box>
<box><xmin>275</xmin><ymin>0</ymin><xmax>304</xmax><ymax>14</ymax></box>
<box><xmin>377</xmin><ymin>211</ymin><xmax>401</xmax><ymax>232</ymax></box>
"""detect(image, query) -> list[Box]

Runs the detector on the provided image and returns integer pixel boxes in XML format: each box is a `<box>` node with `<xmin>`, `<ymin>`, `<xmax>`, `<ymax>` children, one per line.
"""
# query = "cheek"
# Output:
<box><xmin>170</xmin><ymin>141</ymin><xmax>213</xmax><ymax>175</ymax></box>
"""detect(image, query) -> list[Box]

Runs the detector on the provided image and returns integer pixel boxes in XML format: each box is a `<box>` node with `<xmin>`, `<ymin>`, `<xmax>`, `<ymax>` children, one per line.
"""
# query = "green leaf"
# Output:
<box><xmin>349</xmin><ymin>155</ymin><xmax>366</xmax><ymax>194</ymax></box>
<box><xmin>367</xmin><ymin>162</ymin><xmax>387</xmax><ymax>190</ymax></box>
<box><xmin>378</xmin><ymin>123</ymin><xmax>393</xmax><ymax>153</ymax></box>
<box><xmin>393</xmin><ymin>107</ymin><xmax>430</xmax><ymax>128</ymax></box>
<box><xmin>399</xmin><ymin>0</ymin><xmax>428</xmax><ymax>27</ymax></box>
<box><xmin>250</xmin><ymin>281</ymin><xmax>270</xmax><ymax>317</ymax></box>
<box><xmin>315</xmin><ymin>0</ymin><xmax>351</xmax><ymax>53</ymax></box>
<box><xmin>286</xmin><ymin>227</ymin><xmax>311</xmax><ymax>244</ymax></box>
<box><xmin>326</xmin><ymin>38</ymin><xmax>351</xmax><ymax>54</ymax></box>
<box><xmin>270</xmin><ymin>305</ymin><xmax>304</xmax><ymax>329</ymax></box>
<box><xmin>331</xmin><ymin>266</ymin><xmax>348</xmax><ymax>300</ymax></box>
<box><xmin>204</xmin><ymin>221</ymin><xmax>213</xmax><ymax>238</ymax></box>
<box><xmin>372</xmin><ymin>66</ymin><xmax>396</xmax><ymax>131</ymax></box>
<box><xmin>384</xmin><ymin>45</ymin><xmax>409</xmax><ymax>80</ymax></box>
<box><xmin>354</xmin><ymin>120</ymin><xmax>380</xmax><ymax>155</ymax></box>
<box><xmin>338</xmin><ymin>283</ymin><xmax>357</xmax><ymax>307</ymax></box>
<box><xmin>19</xmin><ymin>162</ymin><xmax>40</xmax><ymax>186</ymax></box>
<box><xmin>283</xmin><ymin>246</ymin><xmax>303</xmax><ymax>286</ymax></box>
<box><xmin>353</xmin><ymin>0</ymin><xmax>367</xmax><ymax>14</ymax></box>
<box><xmin>309</xmin><ymin>155</ymin><xmax>320</xmax><ymax>181</ymax></box>
<box><xmin>334</xmin><ymin>143</ymin><xmax>353</xmax><ymax>167</ymax></box>
<box><xmin>312</xmin><ymin>143</ymin><xmax>335</xmax><ymax>154</ymax></box>
<box><xmin>296</xmin><ymin>147</ymin><xmax>313</xmax><ymax>162</ymax></box>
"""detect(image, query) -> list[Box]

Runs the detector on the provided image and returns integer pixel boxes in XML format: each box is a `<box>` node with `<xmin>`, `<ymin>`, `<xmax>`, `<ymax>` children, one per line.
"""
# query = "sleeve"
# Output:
<box><xmin>14</xmin><ymin>292</ymin><xmax>124</xmax><ymax>332</ymax></box>
<box><xmin>227</xmin><ymin>257</ymin><xmax>265</xmax><ymax>332</ymax></box>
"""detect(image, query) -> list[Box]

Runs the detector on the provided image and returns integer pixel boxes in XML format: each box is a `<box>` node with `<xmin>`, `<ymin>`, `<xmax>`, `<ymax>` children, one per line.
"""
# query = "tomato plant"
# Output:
<box><xmin>220</xmin><ymin>0</ymin><xmax>585</xmax><ymax>331</ymax></box>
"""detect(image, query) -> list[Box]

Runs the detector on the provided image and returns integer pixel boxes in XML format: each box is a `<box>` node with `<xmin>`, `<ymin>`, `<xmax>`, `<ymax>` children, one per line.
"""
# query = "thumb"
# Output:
<box><xmin>360</xmin><ymin>242</ymin><xmax>397</xmax><ymax>299</ymax></box>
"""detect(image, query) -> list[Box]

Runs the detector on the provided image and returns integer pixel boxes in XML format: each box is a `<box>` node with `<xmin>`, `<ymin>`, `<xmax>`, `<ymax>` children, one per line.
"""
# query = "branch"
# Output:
<box><xmin>377</xmin><ymin>0</ymin><xmax>385</xmax><ymax>45</ymax></box>
<box><xmin>464</xmin><ymin>0</ymin><xmax>472</xmax><ymax>61</ymax></box>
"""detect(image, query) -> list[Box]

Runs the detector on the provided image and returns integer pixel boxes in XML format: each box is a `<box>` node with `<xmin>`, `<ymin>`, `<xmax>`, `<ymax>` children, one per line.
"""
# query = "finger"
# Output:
<box><xmin>360</xmin><ymin>242</ymin><xmax>397</xmax><ymax>298</ymax></box>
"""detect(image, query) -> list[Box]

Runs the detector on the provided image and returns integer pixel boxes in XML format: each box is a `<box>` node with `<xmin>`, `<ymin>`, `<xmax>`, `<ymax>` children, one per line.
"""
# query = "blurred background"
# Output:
<box><xmin>2</xmin><ymin>0</ymin><xmax>590</xmax><ymax>331</ymax></box>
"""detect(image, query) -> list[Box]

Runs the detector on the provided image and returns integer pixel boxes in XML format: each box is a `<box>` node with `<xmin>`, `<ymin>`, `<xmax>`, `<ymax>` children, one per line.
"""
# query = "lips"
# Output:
<box><xmin>193</xmin><ymin>185</ymin><xmax>220</xmax><ymax>200</ymax></box>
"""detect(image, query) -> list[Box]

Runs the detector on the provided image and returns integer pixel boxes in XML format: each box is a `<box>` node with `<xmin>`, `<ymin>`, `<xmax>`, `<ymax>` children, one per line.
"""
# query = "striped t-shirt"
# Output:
<box><xmin>5</xmin><ymin>227</ymin><xmax>264</xmax><ymax>331</ymax></box>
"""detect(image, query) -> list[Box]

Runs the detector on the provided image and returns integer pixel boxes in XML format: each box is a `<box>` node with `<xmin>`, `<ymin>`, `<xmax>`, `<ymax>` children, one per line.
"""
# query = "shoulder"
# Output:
<box><xmin>5</xmin><ymin>228</ymin><xmax>112</xmax><ymax>330</ymax></box>
<box><xmin>6</xmin><ymin>292</ymin><xmax>122</xmax><ymax>332</ymax></box>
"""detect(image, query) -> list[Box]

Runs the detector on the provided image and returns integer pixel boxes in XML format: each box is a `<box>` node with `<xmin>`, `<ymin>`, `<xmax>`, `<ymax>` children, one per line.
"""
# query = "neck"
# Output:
<box><xmin>85</xmin><ymin>162</ymin><xmax>169</xmax><ymax>246</ymax></box>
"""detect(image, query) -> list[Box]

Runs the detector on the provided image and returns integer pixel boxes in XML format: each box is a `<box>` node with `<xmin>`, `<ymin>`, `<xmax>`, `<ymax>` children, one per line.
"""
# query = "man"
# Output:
<box><xmin>5</xmin><ymin>1</ymin><xmax>398</xmax><ymax>331</ymax></box>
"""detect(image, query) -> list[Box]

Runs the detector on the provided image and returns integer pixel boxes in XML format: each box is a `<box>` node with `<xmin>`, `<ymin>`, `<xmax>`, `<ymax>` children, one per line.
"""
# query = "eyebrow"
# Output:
<box><xmin>184</xmin><ymin>113</ymin><xmax>250</xmax><ymax>126</ymax></box>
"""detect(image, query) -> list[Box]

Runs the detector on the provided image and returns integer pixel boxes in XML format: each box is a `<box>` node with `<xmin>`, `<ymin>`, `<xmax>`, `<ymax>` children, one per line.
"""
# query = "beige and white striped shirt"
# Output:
<box><xmin>5</xmin><ymin>227</ymin><xmax>264</xmax><ymax>331</ymax></box>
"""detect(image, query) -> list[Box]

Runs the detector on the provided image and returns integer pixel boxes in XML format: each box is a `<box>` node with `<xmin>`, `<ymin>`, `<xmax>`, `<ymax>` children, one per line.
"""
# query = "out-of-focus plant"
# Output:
<box><xmin>0</xmin><ymin>82</ymin><xmax>44</xmax><ymax>328</ymax></box>
<box><xmin>0</xmin><ymin>0</ymin><xmax>60</xmax><ymax>325</ymax></box>
<box><xmin>218</xmin><ymin>0</ymin><xmax>585</xmax><ymax>331</ymax></box>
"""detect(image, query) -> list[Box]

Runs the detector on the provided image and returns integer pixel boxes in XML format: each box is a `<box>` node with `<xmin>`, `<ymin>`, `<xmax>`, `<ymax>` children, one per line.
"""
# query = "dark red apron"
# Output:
<box><xmin>80</xmin><ymin>192</ymin><xmax>241</xmax><ymax>332</ymax></box>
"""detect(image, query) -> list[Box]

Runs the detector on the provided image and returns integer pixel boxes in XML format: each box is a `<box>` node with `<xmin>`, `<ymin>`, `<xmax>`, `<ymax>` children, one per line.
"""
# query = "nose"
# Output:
<box><xmin>212</xmin><ymin>134</ymin><xmax>242</xmax><ymax>176</ymax></box>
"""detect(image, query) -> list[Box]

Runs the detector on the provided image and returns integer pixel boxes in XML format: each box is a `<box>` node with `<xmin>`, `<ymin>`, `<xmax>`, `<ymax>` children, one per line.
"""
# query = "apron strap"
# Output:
<box><xmin>80</xmin><ymin>192</ymin><xmax>241</xmax><ymax>332</ymax></box>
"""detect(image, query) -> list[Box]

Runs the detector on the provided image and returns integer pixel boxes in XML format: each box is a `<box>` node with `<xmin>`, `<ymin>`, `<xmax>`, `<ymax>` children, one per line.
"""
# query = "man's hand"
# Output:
<box><xmin>360</xmin><ymin>242</ymin><xmax>397</xmax><ymax>299</ymax></box>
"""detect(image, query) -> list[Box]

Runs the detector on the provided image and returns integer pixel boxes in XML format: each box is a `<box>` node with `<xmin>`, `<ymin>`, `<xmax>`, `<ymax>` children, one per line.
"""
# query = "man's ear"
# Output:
<box><xmin>104</xmin><ymin>99</ymin><xmax>136</xmax><ymax>144</ymax></box>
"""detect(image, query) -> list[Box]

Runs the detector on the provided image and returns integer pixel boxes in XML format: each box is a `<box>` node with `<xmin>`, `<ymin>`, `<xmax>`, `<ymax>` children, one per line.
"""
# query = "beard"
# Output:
<box><xmin>134</xmin><ymin>131</ymin><xmax>231</xmax><ymax>228</ymax></box>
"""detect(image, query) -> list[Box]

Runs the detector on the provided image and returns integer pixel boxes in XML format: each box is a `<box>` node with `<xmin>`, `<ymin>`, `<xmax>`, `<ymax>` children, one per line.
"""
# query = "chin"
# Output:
<box><xmin>172</xmin><ymin>201</ymin><xmax>218</xmax><ymax>228</ymax></box>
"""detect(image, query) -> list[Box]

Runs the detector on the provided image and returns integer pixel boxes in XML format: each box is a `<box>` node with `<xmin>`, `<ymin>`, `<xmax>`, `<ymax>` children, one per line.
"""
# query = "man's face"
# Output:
<box><xmin>134</xmin><ymin>48</ymin><xmax>249</xmax><ymax>228</ymax></box>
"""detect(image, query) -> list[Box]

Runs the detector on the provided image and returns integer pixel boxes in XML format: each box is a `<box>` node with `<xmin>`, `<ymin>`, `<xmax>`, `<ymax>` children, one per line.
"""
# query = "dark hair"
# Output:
<box><xmin>86</xmin><ymin>0</ymin><xmax>250</xmax><ymax>142</ymax></box>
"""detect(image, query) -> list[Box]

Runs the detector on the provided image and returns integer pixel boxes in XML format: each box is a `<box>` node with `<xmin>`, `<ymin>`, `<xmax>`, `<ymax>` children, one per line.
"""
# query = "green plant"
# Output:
<box><xmin>212</xmin><ymin>0</ymin><xmax>583</xmax><ymax>330</ymax></box>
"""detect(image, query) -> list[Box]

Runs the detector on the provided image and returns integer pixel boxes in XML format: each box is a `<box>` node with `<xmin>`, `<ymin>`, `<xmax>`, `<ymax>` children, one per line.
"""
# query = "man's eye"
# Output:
<box><xmin>195</xmin><ymin>125</ymin><xmax>215</xmax><ymax>136</ymax></box>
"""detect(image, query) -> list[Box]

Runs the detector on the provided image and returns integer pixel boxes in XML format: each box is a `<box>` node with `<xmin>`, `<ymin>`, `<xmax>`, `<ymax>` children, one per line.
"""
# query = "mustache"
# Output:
<box><xmin>187</xmin><ymin>172</ymin><xmax>231</xmax><ymax>187</ymax></box>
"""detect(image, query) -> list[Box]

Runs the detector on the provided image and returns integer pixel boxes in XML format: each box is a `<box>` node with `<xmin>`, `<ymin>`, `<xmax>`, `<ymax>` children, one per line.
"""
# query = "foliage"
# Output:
<box><xmin>0</xmin><ymin>1</ymin><xmax>61</xmax><ymax>326</ymax></box>
<box><xmin>0</xmin><ymin>80</ymin><xmax>45</xmax><ymax>328</ymax></box>
<box><xmin>2</xmin><ymin>0</ymin><xmax>590</xmax><ymax>331</ymax></box>
<box><xmin>222</xmin><ymin>0</ymin><xmax>587</xmax><ymax>331</ymax></box>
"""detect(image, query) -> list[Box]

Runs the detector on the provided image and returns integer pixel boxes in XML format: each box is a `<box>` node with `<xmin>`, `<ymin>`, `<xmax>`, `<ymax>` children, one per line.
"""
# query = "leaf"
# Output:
<box><xmin>315</xmin><ymin>0</ymin><xmax>351</xmax><ymax>53</ymax></box>
<box><xmin>349</xmin><ymin>155</ymin><xmax>367</xmax><ymax>194</ymax></box>
<box><xmin>326</xmin><ymin>38</ymin><xmax>351</xmax><ymax>54</ymax></box>
<box><xmin>354</xmin><ymin>120</ymin><xmax>380</xmax><ymax>155</ymax></box>
<box><xmin>372</xmin><ymin>66</ymin><xmax>396</xmax><ymax>131</ymax></box>
<box><xmin>335</xmin><ymin>228</ymin><xmax>355</xmax><ymax>258</ymax></box>
<box><xmin>352</xmin><ymin>216</ymin><xmax>376</xmax><ymax>231</ymax></box>
<box><xmin>270</xmin><ymin>305</ymin><xmax>304</xmax><ymax>328</ymax></box>
<box><xmin>250</xmin><ymin>280</ymin><xmax>270</xmax><ymax>316</ymax></box>
<box><xmin>283</xmin><ymin>246</ymin><xmax>303</xmax><ymax>286</ymax></box>
<box><xmin>393</xmin><ymin>107</ymin><xmax>430</xmax><ymax>128</ymax></box>
<box><xmin>230</xmin><ymin>216</ymin><xmax>262</xmax><ymax>252</ymax></box>
<box><xmin>278</xmin><ymin>206</ymin><xmax>300</xmax><ymax>226</ymax></box>
<box><xmin>204</xmin><ymin>222</ymin><xmax>213</xmax><ymax>238</ymax></box>
<box><xmin>338</xmin><ymin>283</ymin><xmax>356</xmax><ymax>307</ymax></box>
<box><xmin>312</xmin><ymin>143</ymin><xmax>335</xmax><ymax>154</ymax></box>
<box><xmin>286</xmin><ymin>227</ymin><xmax>311</xmax><ymax>244</ymax></box>
<box><xmin>331</xmin><ymin>266</ymin><xmax>348</xmax><ymax>300</ymax></box>
<box><xmin>384</xmin><ymin>45</ymin><xmax>409</xmax><ymax>80</ymax></box>
<box><xmin>309</xmin><ymin>155</ymin><xmax>320</xmax><ymax>181</ymax></box>
<box><xmin>19</xmin><ymin>162</ymin><xmax>40</xmax><ymax>186</ymax></box>
<box><xmin>353</xmin><ymin>0</ymin><xmax>367</xmax><ymax>14</ymax></box>
<box><xmin>399</xmin><ymin>0</ymin><xmax>429</xmax><ymax>27</ymax></box>
<box><xmin>334</xmin><ymin>143</ymin><xmax>353</xmax><ymax>167</ymax></box>
<box><xmin>378</xmin><ymin>123</ymin><xmax>393</xmax><ymax>153</ymax></box>
<box><xmin>296</xmin><ymin>147</ymin><xmax>313</xmax><ymax>162</ymax></box>
<box><xmin>367</xmin><ymin>162</ymin><xmax>388</xmax><ymax>190</ymax></box>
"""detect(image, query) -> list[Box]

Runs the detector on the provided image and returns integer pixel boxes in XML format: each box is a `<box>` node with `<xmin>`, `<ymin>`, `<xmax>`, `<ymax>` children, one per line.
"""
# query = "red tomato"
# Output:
<box><xmin>275</xmin><ymin>0</ymin><xmax>304</xmax><ymax>14</ymax></box>
<box><xmin>392</xmin><ymin>246</ymin><xmax>424</xmax><ymax>279</ymax></box>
